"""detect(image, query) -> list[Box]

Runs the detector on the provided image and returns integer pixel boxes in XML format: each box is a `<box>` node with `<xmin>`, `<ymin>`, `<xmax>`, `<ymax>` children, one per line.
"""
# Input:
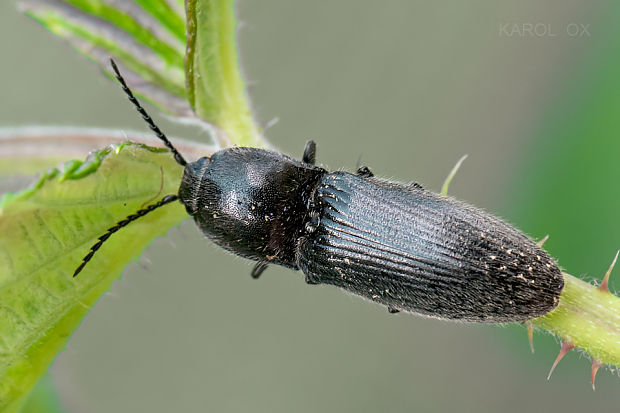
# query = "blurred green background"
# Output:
<box><xmin>1</xmin><ymin>1</ymin><xmax>619</xmax><ymax>412</ymax></box>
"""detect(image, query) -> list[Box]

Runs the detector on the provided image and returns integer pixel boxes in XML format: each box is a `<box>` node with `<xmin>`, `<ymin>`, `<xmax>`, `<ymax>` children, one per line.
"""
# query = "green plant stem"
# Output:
<box><xmin>186</xmin><ymin>0</ymin><xmax>262</xmax><ymax>147</ymax></box>
<box><xmin>532</xmin><ymin>273</ymin><xmax>620</xmax><ymax>366</ymax></box>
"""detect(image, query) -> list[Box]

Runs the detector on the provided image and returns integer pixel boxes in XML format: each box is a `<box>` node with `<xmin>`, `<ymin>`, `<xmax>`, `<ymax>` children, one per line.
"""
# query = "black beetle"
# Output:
<box><xmin>74</xmin><ymin>60</ymin><xmax>564</xmax><ymax>322</ymax></box>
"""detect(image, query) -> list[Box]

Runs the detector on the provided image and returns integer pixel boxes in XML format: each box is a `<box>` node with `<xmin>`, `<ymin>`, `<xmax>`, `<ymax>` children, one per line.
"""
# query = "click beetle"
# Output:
<box><xmin>74</xmin><ymin>60</ymin><xmax>564</xmax><ymax>322</ymax></box>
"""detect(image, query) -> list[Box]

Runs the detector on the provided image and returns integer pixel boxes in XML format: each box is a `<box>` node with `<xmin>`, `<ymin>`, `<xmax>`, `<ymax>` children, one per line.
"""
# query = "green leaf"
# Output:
<box><xmin>0</xmin><ymin>143</ymin><xmax>189</xmax><ymax>412</ymax></box>
<box><xmin>19</xmin><ymin>0</ymin><xmax>266</xmax><ymax>147</ymax></box>
<box><xmin>186</xmin><ymin>0</ymin><xmax>262</xmax><ymax>146</ymax></box>
<box><xmin>18</xmin><ymin>377</ymin><xmax>64</xmax><ymax>413</ymax></box>
<box><xmin>132</xmin><ymin>0</ymin><xmax>186</xmax><ymax>42</ymax></box>
<box><xmin>19</xmin><ymin>0</ymin><xmax>191</xmax><ymax>116</ymax></box>
<box><xmin>0</xmin><ymin>126</ymin><xmax>216</xmax><ymax>177</ymax></box>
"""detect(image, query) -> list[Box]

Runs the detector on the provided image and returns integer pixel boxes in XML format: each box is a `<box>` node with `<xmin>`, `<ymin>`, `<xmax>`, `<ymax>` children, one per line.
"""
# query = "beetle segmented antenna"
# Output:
<box><xmin>109</xmin><ymin>59</ymin><xmax>187</xmax><ymax>166</ymax></box>
<box><xmin>73</xmin><ymin>195</ymin><xmax>179</xmax><ymax>277</ymax></box>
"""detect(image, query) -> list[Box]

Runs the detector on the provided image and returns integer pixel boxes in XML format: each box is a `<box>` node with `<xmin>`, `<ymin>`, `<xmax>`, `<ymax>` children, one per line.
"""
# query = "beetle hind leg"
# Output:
<box><xmin>251</xmin><ymin>262</ymin><xmax>269</xmax><ymax>279</ymax></box>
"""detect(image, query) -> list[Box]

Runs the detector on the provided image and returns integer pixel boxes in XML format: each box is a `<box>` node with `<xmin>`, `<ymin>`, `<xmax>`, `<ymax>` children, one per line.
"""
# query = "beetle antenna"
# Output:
<box><xmin>73</xmin><ymin>194</ymin><xmax>179</xmax><ymax>277</ymax></box>
<box><xmin>109</xmin><ymin>59</ymin><xmax>187</xmax><ymax>167</ymax></box>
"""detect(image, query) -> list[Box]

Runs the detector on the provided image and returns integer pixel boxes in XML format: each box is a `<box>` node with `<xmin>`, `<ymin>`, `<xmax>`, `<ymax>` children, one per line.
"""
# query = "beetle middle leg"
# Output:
<box><xmin>302</xmin><ymin>140</ymin><xmax>316</xmax><ymax>165</ymax></box>
<box><xmin>356</xmin><ymin>166</ymin><xmax>374</xmax><ymax>178</ymax></box>
<box><xmin>355</xmin><ymin>152</ymin><xmax>373</xmax><ymax>177</ymax></box>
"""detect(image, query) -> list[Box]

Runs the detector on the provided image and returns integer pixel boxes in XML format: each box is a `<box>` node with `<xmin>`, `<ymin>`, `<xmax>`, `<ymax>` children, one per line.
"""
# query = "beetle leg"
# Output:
<box><xmin>305</xmin><ymin>274</ymin><xmax>320</xmax><ymax>285</ymax></box>
<box><xmin>387</xmin><ymin>307</ymin><xmax>400</xmax><ymax>314</ymax></box>
<box><xmin>251</xmin><ymin>262</ymin><xmax>269</xmax><ymax>279</ymax></box>
<box><xmin>302</xmin><ymin>140</ymin><xmax>317</xmax><ymax>165</ymax></box>
<box><xmin>356</xmin><ymin>166</ymin><xmax>374</xmax><ymax>178</ymax></box>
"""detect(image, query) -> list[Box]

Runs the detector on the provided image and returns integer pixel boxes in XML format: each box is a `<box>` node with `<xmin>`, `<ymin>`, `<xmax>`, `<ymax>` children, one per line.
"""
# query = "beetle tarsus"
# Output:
<box><xmin>302</xmin><ymin>140</ymin><xmax>317</xmax><ymax>165</ymax></box>
<box><xmin>388</xmin><ymin>307</ymin><xmax>400</xmax><ymax>314</ymax></box>
<box><xmin>305</xmin><ymin>275</ymin><xmax>319</xmax><ymax>285</ymax></box>
<box><xmin>251</xmin><ymin>262</ymin><xmax>269</xmax><ymax>279</ymax></box>
<box><xmin>356</xmin><ymin>166</ymin><xmax>373</xmax><ymax>178</ymax></box>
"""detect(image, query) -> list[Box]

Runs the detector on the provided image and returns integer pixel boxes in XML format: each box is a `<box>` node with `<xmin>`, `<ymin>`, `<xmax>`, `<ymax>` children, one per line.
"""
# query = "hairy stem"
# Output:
<box><xmin>533</xmin><ymin>272</ymin><xmax>620</xmax><ymax>366</ymax></box>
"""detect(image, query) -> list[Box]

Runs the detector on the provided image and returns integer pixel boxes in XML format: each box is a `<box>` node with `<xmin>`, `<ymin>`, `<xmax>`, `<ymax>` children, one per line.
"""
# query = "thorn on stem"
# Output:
<box><xmin>526</xmin><ymin>322</ymin><xmax>535</xmax><ymax>353</ymax></box>
<box><xmin>591</xmin><ymin>359</ymin><xmax>603</xmax><ymax>391</ymax></box>
<box><xmin>599</xmin><ymin>250</ymin><xmax>619</xmax><ymax>292</ymax></box>
<box><xmin>536</xmin><ymin>235</ymin><xmax>549</xmax><ymax>248</ymax></box>
<box><xmin>547</xmin><ymin>340</ymin><xmax>575</xmax><ymax>380</ymax></box>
